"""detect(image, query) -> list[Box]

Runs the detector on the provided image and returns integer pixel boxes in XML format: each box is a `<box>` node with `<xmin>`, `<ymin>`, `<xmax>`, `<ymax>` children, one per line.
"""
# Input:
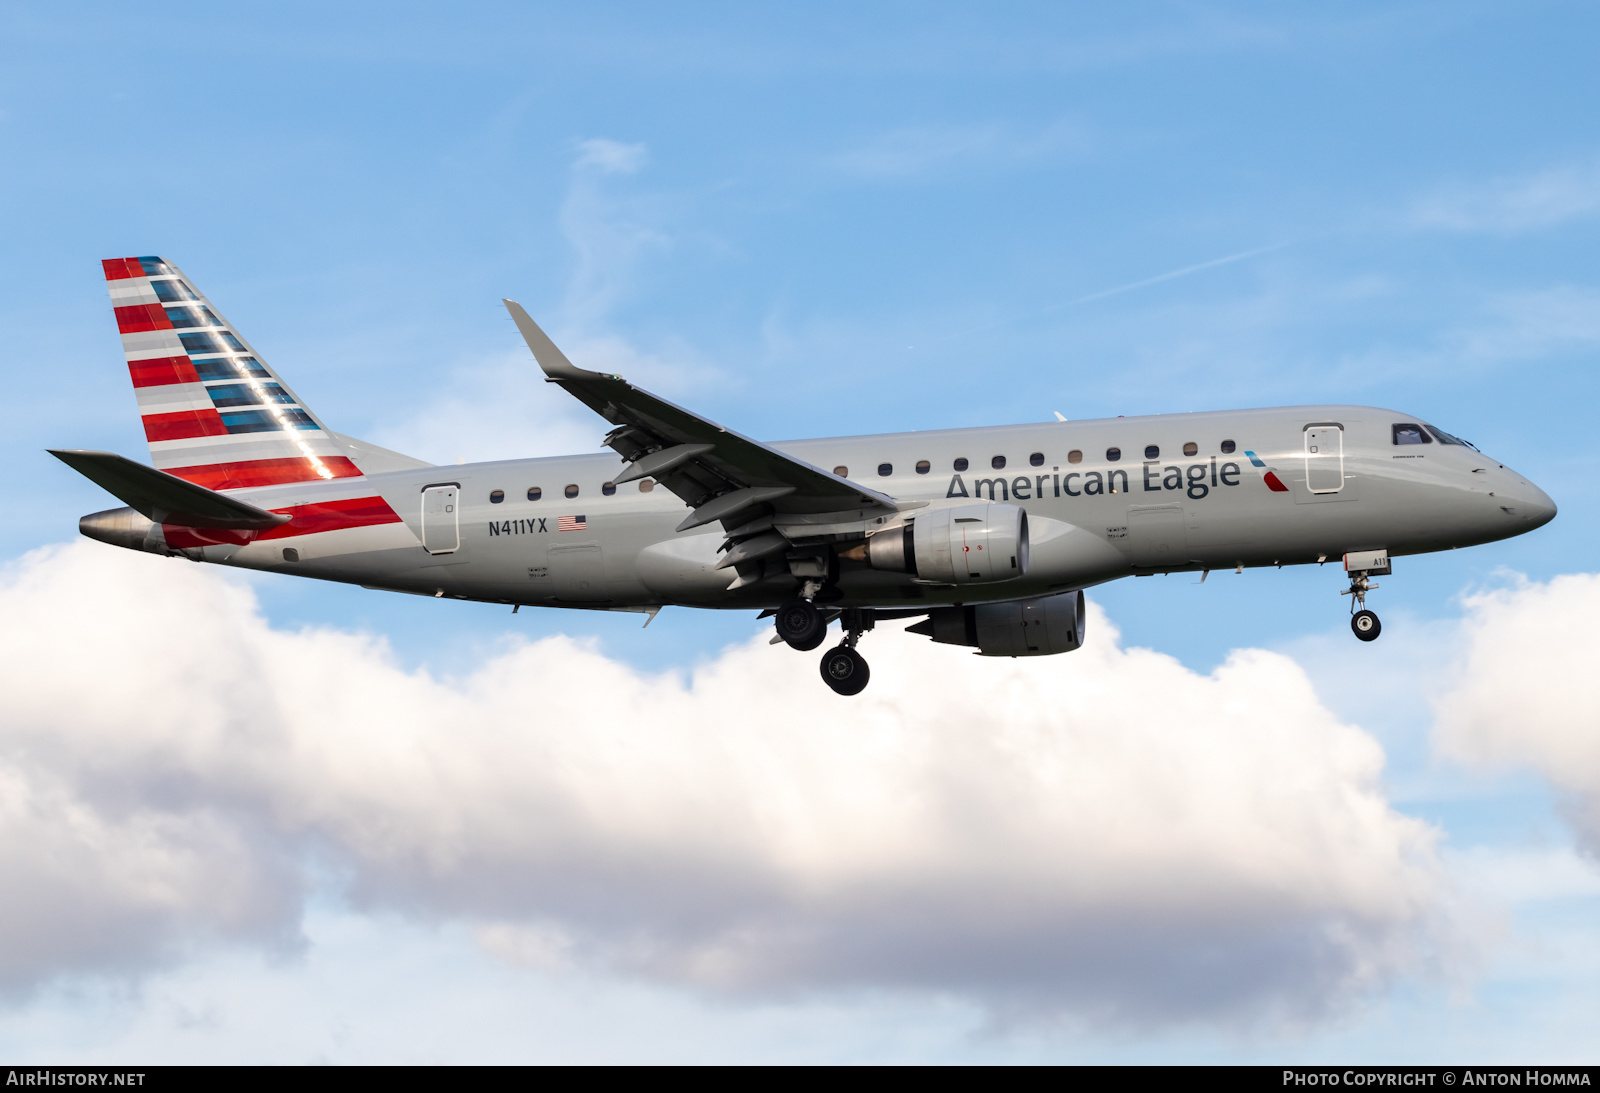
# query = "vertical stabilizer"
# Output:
<box><xmin>103</xmin><ymin>256</ymin><xmax>363</xmax><ymax>491</ymax></box>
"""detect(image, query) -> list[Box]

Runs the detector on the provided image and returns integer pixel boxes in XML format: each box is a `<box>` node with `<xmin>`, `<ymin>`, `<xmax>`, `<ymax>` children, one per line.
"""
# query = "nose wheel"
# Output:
<box><xmin>1340</xmin><ymin>562</ymin><xmax>1384</xmax><ymax>642</ymax></box>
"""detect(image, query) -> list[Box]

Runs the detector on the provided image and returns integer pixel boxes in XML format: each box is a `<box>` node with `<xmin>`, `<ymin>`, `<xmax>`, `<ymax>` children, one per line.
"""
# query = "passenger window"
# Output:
<box><xmin>1183</xmin><ymin>442</ymin><xmax>1198</xmax><ymax>456</ymax></box>
<box><xmin>834</xmin><ymin>465</ymin><xmax>848</xmax><ymax>477</ymax></box>
<box><xmin>915</xmin><ymin>460</ymin><xmax>930</xmax><ymax>474</ymax></box>
<box><xmin>1029</xmin><ymin>452</ymin><xmax>1044</xmax><ymax>467</ymax></box>
<box><xmin>1106</xmin><ymin>447</ymin><xmax>1121</xmax><ymax>462</ymax></box>
<box><xmin>1067</xmin><ymin>450</ymin><xmax>1083</xmax><ymax>464</ymax></box>
<box><xmin>565</xmin><ymin>484</ymin><xmax>580</xmax><ymax>498</ymax></box>
<box><xmin>602</xmin><ymin>482</ymin><xmax>617</xmax><ymax>496</ymax></box>
<box><xmin>954</xmin><ymin>457</ymin><xmax>969</xmax><ymax>471</ymax></box>
<box><xmin>991</xmin><ymin>455</ymin><xmax>1006</xmax><ymax>469</ymax></box>
<box><xmin>489</xmin><ymin>490</ymin><xmax>505</xmax><ymax>504</ymax></box>
<box><xmin>1144</xmin><ymin>445</ymin><xmax>1159</xmax><ymax>460</ymax></box>
<box><xmin>528</xmin><ymin>487</ymin><xmax>542</xmax><ymax>501</ymax></box>
<box><xmin>1393</xmin><ymin>424</ymin><xmax>1431</xmax><ymax>445</ymax></box>
<box><xmin>1220</xmin><ymin>440</ymin><xmax>1236</xmax><ymax>455</ymax></box>
<box><xmin>877</xmin><ymin>463</ymin><xmax>892</xmax><ymax>476</ymax></box>
<box><xmin>638</xmin><ymin>479</ymin><xmax>655</xmax><ymax>493</ymax></box>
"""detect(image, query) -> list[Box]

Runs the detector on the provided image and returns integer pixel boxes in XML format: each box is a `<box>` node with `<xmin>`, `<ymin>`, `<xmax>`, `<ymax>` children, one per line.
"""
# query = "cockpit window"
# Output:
<box><xmin>1392</xmin><ymin>423</ymin><xmax>1431</xmax><ymax>445</ymax></box>
<box><xmin>1425</xmin><ymin>424</ymin><xmax>1477</xmax><ymax>450</ymax></box>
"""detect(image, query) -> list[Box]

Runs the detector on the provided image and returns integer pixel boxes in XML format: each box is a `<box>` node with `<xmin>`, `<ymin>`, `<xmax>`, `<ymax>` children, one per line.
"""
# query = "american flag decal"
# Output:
<box><xmin>558</xmin><ymin>514</ymin><xmax>587</xmax><ymax>532</ymax></box>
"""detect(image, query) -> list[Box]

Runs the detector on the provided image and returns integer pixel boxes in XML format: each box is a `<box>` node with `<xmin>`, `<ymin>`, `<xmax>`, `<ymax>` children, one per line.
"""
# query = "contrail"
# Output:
<box><xmin>916</xmin><ymin>242</ymin><xmax>1291</xmax><ymax>348</ymax></box>
<box><xmin>1052</xmin><ymin>242</ymin><xmax>1290</xmax><ymax>310</ymax></box>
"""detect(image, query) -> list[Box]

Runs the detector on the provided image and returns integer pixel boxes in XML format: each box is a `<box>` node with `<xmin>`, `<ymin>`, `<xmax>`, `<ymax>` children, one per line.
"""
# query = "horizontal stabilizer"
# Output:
<box><xmin>49</xmin><ymin>449</ymin><xmax>291</xmax><ymax>530</ymax></box>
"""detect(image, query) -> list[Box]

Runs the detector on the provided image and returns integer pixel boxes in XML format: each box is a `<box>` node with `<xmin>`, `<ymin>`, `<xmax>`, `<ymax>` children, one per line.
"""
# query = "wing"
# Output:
<box><xmin>504</xmin><ymin>301</ymin><xmax>909</xmax><ymax>587</ymax></box>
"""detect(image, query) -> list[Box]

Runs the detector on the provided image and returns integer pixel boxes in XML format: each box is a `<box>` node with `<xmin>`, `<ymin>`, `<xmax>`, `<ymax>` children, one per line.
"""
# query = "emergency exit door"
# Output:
<box><xmin>421</xmin><ymin>484</ymin><xmax>460</xmax><ymax>554</ymax></box>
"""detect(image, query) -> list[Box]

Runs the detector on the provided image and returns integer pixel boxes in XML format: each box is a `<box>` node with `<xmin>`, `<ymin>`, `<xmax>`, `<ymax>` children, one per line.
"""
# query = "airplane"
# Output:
<box><xmin>52</xmin><ymin>256</ymin><xmax>1558</xmax><ymax>695</ymax></box>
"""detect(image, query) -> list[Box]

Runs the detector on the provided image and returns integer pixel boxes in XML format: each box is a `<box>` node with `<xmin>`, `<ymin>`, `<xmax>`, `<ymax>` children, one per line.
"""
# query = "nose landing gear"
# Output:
<box><xmin>1340</xmin><ymin>550</ymin><xmax>1391</xmax><ymax>643</ymax></box>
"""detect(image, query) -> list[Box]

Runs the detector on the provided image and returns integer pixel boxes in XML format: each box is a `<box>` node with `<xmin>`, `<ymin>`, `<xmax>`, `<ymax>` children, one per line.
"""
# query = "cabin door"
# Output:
<box><xmin>421</xmin><ymin>485</ymin><xmax>460</xmax><ymax>554</ymax></box>
<box><xmin>1304</xmin><ymin>425</ymin><xmax>1344</xmax><ymax>494</ymax></box>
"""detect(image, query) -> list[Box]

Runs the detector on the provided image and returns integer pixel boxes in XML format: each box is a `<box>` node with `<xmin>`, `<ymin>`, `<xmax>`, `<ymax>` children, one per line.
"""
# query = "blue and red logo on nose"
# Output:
<box><xmin>1245</xmin><ymin>451</ymin><xmax>1290</xmax><ymax>492</ymax></box>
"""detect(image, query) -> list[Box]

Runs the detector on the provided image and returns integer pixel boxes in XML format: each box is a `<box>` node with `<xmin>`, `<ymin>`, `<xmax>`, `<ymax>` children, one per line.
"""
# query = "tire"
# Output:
<box><xmin>1351</xmin><ymin>610</ymin><xmax>1381</xmax><ymax>642</ymax></box>
<box><xmin>776</xmin><ymin>598</ymin><xmax>826</xmax><ymax>650</ymax></box>
<box><xmin>820</xmin><ymin>645</ymin><xmax>870</xmax><ymax>695</ymax></box>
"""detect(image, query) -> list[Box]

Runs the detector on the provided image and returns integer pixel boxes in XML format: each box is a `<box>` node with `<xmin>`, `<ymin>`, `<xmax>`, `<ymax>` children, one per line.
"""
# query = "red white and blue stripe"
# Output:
<box><xmin>104</xmin><ymin>256</ymin><xmax>362</xmax><ymax>491</ymax></box>
<box><xmin>1244</xmin><ymin>450</ymin><xmax>1290</xmax><ymax>493</ymax></box>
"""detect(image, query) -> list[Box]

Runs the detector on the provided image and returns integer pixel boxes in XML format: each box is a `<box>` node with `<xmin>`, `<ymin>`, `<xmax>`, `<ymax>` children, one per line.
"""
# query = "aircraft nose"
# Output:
<box><xmin>1521</xmin><ymin>482</ymin><xmax>1558</xmax><ymax>528</ymax></box>
<box><xmin>1494</xmin><ymin>469</ymin><xmax>1557</xmax><ymax>529</ymax></box>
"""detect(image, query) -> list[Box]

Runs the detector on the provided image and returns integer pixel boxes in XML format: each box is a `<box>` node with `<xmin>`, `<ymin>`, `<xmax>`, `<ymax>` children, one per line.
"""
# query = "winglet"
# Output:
<box><xmin>502</xmin><ymin>300</ymin><xmax>601</xmax><ymax>381</ymax></box>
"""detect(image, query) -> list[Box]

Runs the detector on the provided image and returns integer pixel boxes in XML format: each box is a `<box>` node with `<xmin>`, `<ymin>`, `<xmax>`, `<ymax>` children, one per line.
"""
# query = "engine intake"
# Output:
<box><xmin>907</xmin><ymin>590</ymin><xmax>1086</xmax><ymax>657</ymax></box>
<box><xmin>858</xmin><ymin>503</ymin><xmax>1029</xmax><ymax>585</ymax></box>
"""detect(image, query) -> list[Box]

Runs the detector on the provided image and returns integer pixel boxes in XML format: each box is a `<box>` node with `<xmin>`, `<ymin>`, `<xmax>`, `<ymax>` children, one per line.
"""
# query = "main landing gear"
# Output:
<box><xmin>774</xmin><ymin>597</ymin><xmax>828</xmax><ymax>651</ymax></box>
<box><xmin>773</xmin><ymin>595</ymin><xmax>875</xmax><ymax>695</ymax></box>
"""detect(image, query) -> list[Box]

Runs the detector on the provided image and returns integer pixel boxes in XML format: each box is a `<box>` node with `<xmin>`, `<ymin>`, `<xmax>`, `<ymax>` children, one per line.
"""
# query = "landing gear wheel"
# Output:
<box><xmin>820</xmin><ymin>645</ymin><xmax>870</xmax><ymax>695</ymax></box>
<box><xmin>1351</xmin><ymin>610</ymin><xmax>1381</xmax><ymax>642</ymax></box>
<box><xmin>776</xmin><ymin>598</ymin><xmax>827</xmax><ymax>651</ymax></box>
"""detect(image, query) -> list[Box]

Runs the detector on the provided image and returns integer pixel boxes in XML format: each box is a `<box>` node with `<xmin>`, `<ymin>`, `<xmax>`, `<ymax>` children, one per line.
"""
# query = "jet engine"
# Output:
<box><xmin>907</xmin><ymin>590</ymin><xmax>1086</xmax><ymax>657</ymax></box>
<box><xmin>78</xmin><ymin>507</ymin><xmax>172</xmax><ymax>555</ymax></box>
<box><xmin>855</xmin><ymin>503</ymin><xmax>1029</xmax><ymax>585</ymax></box>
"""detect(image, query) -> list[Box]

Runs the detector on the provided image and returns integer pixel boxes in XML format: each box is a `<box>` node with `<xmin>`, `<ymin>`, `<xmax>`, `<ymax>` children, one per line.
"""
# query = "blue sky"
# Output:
<box><xmin>3</xmin><ymin>0</ymin><xmax>1599</xmax><ymax>1063</ymax></box>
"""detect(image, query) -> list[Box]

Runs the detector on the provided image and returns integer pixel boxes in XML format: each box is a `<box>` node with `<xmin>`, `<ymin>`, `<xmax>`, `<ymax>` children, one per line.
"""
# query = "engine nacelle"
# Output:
<box><xmin>860</xmin><ymin>503</ymin><xmax>1029</xmax><ymax>585</ymax></box>
<box><xmin>78</xmin><ymin>507</ymin><xmax>177</xmax><ymax>556</ymax></box>
<box><xmin>908</xmin><ymin>590</ymin><xmax>1086</xmax><ymax>657</ymax></box>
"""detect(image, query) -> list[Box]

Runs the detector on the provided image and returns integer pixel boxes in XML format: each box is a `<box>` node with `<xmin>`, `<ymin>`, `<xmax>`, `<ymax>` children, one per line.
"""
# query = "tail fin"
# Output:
<box><xmin>104</xmin><ymin>256</ymin><xmax>363</xmax><ymax>491</ymax></box>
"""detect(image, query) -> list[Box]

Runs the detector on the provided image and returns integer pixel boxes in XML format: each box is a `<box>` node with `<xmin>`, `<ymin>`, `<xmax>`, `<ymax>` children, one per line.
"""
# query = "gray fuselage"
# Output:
<box><xmin>173</xmin><ymin>404</ymin><xmax>1554</xmax><ymax>613</ymax></box>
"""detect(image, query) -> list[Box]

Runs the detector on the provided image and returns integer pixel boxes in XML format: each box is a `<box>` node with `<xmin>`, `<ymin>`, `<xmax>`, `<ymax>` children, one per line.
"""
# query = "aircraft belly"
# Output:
<box><xmin>1023</xmin><ymin>515</ymin><xmax>1131</xmax><ymax>585</ymax></box>
<box><xmin>636</xmin><ymin>532</ymin><xmax>732</xmax><ymax>604</ymax></box>
<box><xmin>223</xmin><ymin>521</ymin><xmax>419</xmax><ymax>570</ymax></box>
<box><xmin>546</xmin><ymin>541</ymin><xmax>608</xmax><ymax>602</ymax></box>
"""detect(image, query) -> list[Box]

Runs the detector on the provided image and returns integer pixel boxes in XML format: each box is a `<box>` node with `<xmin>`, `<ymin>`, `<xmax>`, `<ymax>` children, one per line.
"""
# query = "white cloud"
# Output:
<box><xmin>1434</xmin><ymin>574</ymin><xmax>1600</xmax><ymax>856</ymax></box>
<box><xmin>574</xmin><ymin>138</ymin><xmax>649</xmax><ymax>176</ymax></box>
<box><xmin>370</xmin><ymin>135</ymin><xmax>723</xmax><ymax>463</ymax></box>
<box><xmin>1324</xmin><ymin>284</ymin><xmax>1600</xmax><ymax>388</ymax></box>
<box><xmin>368</xmin><ymin>337</ymin><xmax>722</xmax><ymax>465</ymax></box>
<box><xmin>1449</xmin><ymin>286</ymin><xmax>1600</xmax><ymax>363</ymax></box>
<box><xmin>558</xmin><ymin>138</ymin><xmax>676</xmax><ymax>336</ymax></box>
<box><xmin>1411</xmin><ymin>159</ymin><xmax>1600</xmax><ymax>234</ymax></box>
<box><xmin>0</xmin><ymin>541</ymin><xmax>1452</xmax><ymax>1026</ymax></box>
<box><xmin>367</xmin><ymin>348</ymin><xmax>599</xmax><ymax>465</ymax></box>
<box><xmin>827</xmin><ymin>121</ymin><xmax>1090</xmax><ymax>182</ymax></box>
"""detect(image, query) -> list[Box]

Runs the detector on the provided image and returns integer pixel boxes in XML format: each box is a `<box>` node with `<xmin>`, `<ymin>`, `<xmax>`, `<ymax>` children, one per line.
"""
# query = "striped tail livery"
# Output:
<box><xmin>104</xmin><ymin>255</ymin><xmax>363</xmax><ymax>491</ymax></box>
